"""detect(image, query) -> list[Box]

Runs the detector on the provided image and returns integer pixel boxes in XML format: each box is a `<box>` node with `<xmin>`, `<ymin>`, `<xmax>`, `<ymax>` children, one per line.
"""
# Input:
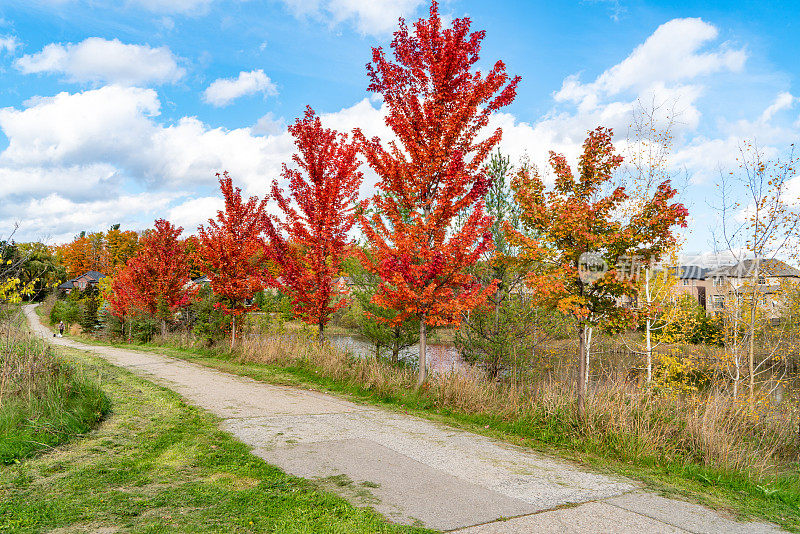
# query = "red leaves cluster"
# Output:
<box><xmin>357</xmin><ymin>1</ymin><xmax>520</xmax><ymax>327</ymax></box>
<box><xmin>263</xmin><ymin>107</ymin><xmax>363</xmax><ymax>333</ymax></box>
<box><xmin>109</xmin><ymin>219</ymin><xmax>194</xmax><ymax>324</ymax></box>
<box><xmin>198</xmin><ymin>172</ymin><xmax>269</xmax><ymax>316</ymax></box>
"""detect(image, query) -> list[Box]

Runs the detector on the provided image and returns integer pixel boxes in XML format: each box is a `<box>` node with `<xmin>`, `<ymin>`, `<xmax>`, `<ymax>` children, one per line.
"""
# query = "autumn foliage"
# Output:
<box><xmin>56</xmin><ymin>226</ymin><xmax>139</xmax><ymax>278</ymax></box>
<box><xmin>198</xmin><ymin>172</ymin><xmax>269</xmax><ymax>345</ymax></box>
<box><xmin>509</xmin><ymin>127</ymin><xmax>688</xmax><ymax>410</ymax></box>
<box><xmin>109</xmin><ymin>219</ymin><xmax>194</xmax><ymax>335</ymax></box>
<box><xmin>263</xmin><ymin>107</ymin><xmax>363</xmax><ymax>338</ymax></box>
<box><xmin>107</xmin><ymin>262</ymin><xmax>141</xmax><ymax>337</ymax></box>
<box><xmin>356</xmin><ymin>1</ymin><xmax>520</xmax><ymax>384</ymax></box>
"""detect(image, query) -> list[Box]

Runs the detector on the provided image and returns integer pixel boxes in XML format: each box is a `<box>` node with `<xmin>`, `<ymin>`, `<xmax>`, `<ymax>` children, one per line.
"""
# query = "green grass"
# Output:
<box><xmin>0</xmin><ymin>369</ymin><xmax>110</xmax><ymax>464</ymax></box>
<box><xmin>1</xmin><ymin>321</ymin><xmax>110</xmax><ymax>464</ymax></box>
<box><xmin>0</xmin><ymin>345</ymin><xmax>432</xmax><ymax>534</ymax></box>
<box><xmin>67</xmin><ymin>335</ymin><xmax>800</xmax><ymax>532</ymax></box>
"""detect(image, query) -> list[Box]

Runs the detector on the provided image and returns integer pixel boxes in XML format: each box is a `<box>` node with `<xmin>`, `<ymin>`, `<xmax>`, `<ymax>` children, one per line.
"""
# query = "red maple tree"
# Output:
<box><xmin>198</xmin><ymin>172</ymin><xmax>269</xmax><ymax>348</ymax></box>
<box><xmin>113</xmin><ymin>219</ymin><xmax>194</xmax><ymax>336</ymax></box>
<box><xmin>264</xmin><ymin>107</ymin><xmax>363</xmax><ymax>340</ymax></box>
<box><xmin>356</xmin><ymin>1</ymin><xmax>520</xmax><ymax>386</ymax></box>
<box><xmin>107</xmin><ymin>263</ymin><xmax>142</xmax><ymax>341</ymax></box>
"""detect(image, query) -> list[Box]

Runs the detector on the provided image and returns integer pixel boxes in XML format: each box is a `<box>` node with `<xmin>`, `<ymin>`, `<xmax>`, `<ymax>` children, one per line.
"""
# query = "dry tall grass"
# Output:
<box><xmin>0</xmin><ymin>309</ymin><xmax>57</xmax><ymax>406</ymax></box>
<box><xmin>237</xmin><ymin>331</ymin><xmax>799</xmax><ymax>476</ymax></box>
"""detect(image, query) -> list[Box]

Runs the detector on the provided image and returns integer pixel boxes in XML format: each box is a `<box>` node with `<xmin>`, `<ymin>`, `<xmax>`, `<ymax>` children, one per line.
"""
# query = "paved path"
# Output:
<box><xmin>25</xmin><ymin>305</ymin><xmax>785</xmax><ymax>533</ymax></box>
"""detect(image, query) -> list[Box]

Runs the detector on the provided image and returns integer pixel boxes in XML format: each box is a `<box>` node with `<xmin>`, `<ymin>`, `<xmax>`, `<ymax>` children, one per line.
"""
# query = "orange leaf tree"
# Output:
<box><xmin>356</xmin><ymin>1</ymin><xmax>520</xmax><ymax>386</ymax></box>
<box><xmin>264</xmin><ymin>107</ymin><xmax>362</xmax><ymax>340</ymax></box>
<box><xmin>56</xmin><ymin>226</ymin><xmax>139</xmax><ymax>278</ymax></box>
<box><xmin>509</xmin><ymin>127</ymin><xmax>688</xmax><ymax>416</ymax></box>
<box><xmin>104</xmin><ymin>224</ymin><xmax>139</xmax><ymax>274</ymax></box>
<box><xmin>56</xmin><ymin>233</ymin><xmax>96</xmax><ymax>278</ymax></box>
<box><xmin>113</xmin><ymin>219</ymin><xmax>194</xmax><ymax>337</ymax></box>
<box><xmin>198</xmin><ymin>172</ymin><xmax>269</xmax><ymax>348</ymax></box>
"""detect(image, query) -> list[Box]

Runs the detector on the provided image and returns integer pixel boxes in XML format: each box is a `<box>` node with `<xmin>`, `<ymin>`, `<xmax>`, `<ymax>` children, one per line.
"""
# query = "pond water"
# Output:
<box><xmin>329</xmin><ymin>334</ymin><xmax>466</xmax><ymax>375</ymax></box>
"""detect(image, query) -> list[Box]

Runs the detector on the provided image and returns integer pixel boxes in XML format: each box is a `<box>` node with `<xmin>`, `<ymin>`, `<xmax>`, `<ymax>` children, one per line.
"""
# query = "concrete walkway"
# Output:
<box><xmin>25</xmin><ymin>305</ymin><xmax>785</xmax><ymax>533</ymax></box>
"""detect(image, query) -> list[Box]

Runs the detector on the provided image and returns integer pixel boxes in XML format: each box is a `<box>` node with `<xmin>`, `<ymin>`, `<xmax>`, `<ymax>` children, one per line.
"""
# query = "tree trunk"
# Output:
<box><xmin>748</xmin><ymin>260</ymin><xmax>758</xmax><ymax>406</ymax></box>
<box><xmin>646</xmin><ymin>319</ymin><xmax>653</xmax><ymax>383</ymax></box>
<box><xmin>733</xmin><ymin>321</ymin><xmax>740</xmax><ymax>398</ymax></box>
<box><xmin>318</xmin><ymin>321</ymin><xmax>324</xmax><ymax>344</ymax></box>
<box><xmin>417</xmin><ymin>317</ymin><xmax>428</xmax><ymax>389</ymax></box>
<box><xmin>577</xmin><ymin>323</ymin><xmax>586</xmax><ymax>420</ymax></box>
<box><xmin>231</xmin><ymin>315</ymin><xmax>236</xmax><ymax>351</ymax></box>
<box><xmin>161</xmin><ymin>318</ymin><xmax>166</xmax><ymax>337</ymax></box>
<box><xmin>392</xmin><ymin>326</ymin><xmax>400</xmax><ymax>365</ymax></box>
<box><xmin>585</xmin><ymin>325</ymin><xmax>592</xmax><ymax>392</ymax></box>
<box><xmin>645</xmin><ymin>267</ymin><xmax>653</xmax><ymax>383</ymax></box>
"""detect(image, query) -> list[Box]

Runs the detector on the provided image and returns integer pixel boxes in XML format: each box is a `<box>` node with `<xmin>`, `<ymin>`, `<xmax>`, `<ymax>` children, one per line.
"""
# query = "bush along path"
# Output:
<box><xmin>22</xmin><ymin>305</ymin><xmax>787</xmax><ymax>533</ymax></box>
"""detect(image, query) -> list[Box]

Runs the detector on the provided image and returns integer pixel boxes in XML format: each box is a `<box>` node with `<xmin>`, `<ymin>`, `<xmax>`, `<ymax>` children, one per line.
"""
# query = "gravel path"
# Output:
<box><xmin>25</xmin><ymin>305</ymin><xmax>785</xmax><ymax>533</ymax></box>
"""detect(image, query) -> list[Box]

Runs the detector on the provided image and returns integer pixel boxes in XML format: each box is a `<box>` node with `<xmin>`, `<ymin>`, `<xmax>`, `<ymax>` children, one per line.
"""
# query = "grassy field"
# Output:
<box><xmin>0</xmin><ymin>343</ymin><xmax>432</xmax><ymax>534</ymax></box>
<box><xmin>61</xmin><ymin>332</ymin><xmax>800</xmax><ymax>533</ymax></box>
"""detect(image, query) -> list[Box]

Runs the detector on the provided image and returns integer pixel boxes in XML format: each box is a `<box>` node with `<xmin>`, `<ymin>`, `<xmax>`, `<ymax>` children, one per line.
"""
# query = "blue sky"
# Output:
<box><xmin>0</xmin><ymin>0</ymin><xmax>798</xmax><ymax>258</ymax></box>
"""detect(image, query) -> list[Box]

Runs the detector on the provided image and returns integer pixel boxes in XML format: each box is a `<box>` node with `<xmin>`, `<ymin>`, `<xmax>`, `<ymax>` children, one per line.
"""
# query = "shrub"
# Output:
<box><xmin>191</xmin><ymin>286</ymin><xmax>230</xmax><ymax>346</ymax></box>
<box><xmin>79</xmin><ymin>289</ymin><xmax>102</xmax><ymax>332</ymax></box>
<box><xmin>49</xmin><ymin>299</ymin><xmax>82</xmax><ymax>326</ymax></box>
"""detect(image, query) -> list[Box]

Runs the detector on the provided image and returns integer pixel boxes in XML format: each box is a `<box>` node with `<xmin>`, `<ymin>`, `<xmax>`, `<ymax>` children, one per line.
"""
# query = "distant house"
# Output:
<box><xmin>186</xmin><ymin>275</ymin><xmax>211</xmax><ymax>288</ymax></box>
<box><xmin>58</xmin><ymin>270</ymin><xmax>106</xmax><ymax>293</ymax></box>
<box><xmin>674</xmin><ymin>265</ymin><xmax>709</xmax><ymax>309</ymax></box>
<box><xmin>334</xmin><ymin>276</ymin><xmax>354</xmax><ymax>294</ymax></box>
<box><xmin>704</xmin><ymin>259</ymin><xmax>800</xmax><ymax>317</ymax></box>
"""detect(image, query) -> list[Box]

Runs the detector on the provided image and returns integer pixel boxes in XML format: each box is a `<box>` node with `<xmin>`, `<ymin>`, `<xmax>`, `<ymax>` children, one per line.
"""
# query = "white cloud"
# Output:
<box><xmin>0</xmin><ymin>164</ymin><xmax>120</xmax><ymax>201</ymax></box>
<box><xmin>4</xmin><ymin>13</ymin><xmax>794</xmax><ymax>246</ymax></box>
<box><xmin>159</xmin><ymin>17</ymin><xmax>176</xmax><ymax>30</ymax></box>
<box><xmin>469</xmin><ymin>18</ymin><xmax>766</xmax><ymax>189</ymax></box>
<box><xmin>16</xmin><ymin>37</ymin><xmax>185</xmax><ymax>85</ymax></box>
<box><xmin>252</xmin><ymin>112</ymin><xmax>285</xmax><ymax>136</ymax></box>
<box><xmin>0</xmin><ymin>88</ymin><xmax>394</xmax><ymax>241</ymax></box>
<box><xmin>0</xmin><ymin>35</ymin><xmax>18</xmax><ymax>55</ymax></box>
<box><xmin>555</xmin><ymin>18</ymin><xmax>745</xmax><ymax>110</ymax></box>
<box><xmin>281</xmin><ymin>0</ymin><xmax>424</xmax><ymax>36</ymax></box>
<box><xmin>37</xmin><ymin>0</ymin><xmax>418</xmax><ymax>35</ymax></box>
<box><xmin>759</xmin><ymin>91</ymin><xmax>795</xmax><ymax>123</ymax></box>
<box><xmin>168</xmin><ymin>196</ymin><xmax>224</xmax><ymax>234</ymax></box>
<box><xmin>326</xmin><ymin>0</ymin><xmax>425</xmax><ymax>35</ymax></box>
<box><xmin>0</xmin><ymin>192</ymin><xmax>177</xmax><ymax>244</ymax></box>
<box><xmin>0</xmin><ymin>84</ymin><xmax>295</xmax><ymax>194</ymax></box>
<box><xmin>0</xmin><ymin>85</ymin><xmax>161</xmax><ymax>168</ymax></box>
<box><xmin>203</xmin><ymin>69</ymin><xmax>278</xmax><ymax>107</ymax></box>
<box><xmin>671</xmin><ymin>92</ymin><xmax>799</xmax><ymax>183</ymax></box>
<box><xmin>482</xmin><ymin>84</ymin><xmax>703</xmax><ymax>184</ymax></box>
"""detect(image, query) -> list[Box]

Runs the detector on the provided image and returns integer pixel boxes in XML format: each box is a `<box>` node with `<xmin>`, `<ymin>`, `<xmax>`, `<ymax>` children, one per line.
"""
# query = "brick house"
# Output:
<box><xmin>704</xmin><ymin>259</ymin><xmax>800</xmax><ymax>318</ymax></box>
<box><xmin>674</xmin><ymin>265</ymin><xmax>709</xmax><ymax>309</ymax></box>
<box><xmin>58</xmin><ymin>270</ymin><xmax>106</xmax><ymax>293</ymax></box>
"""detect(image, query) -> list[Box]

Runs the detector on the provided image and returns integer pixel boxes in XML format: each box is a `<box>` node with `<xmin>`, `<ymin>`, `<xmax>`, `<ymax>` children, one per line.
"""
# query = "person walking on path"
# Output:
<box><xmin>58</xmin><ymin>320</ymin><xmax>64</xmax><ymax>337</ymax></box>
